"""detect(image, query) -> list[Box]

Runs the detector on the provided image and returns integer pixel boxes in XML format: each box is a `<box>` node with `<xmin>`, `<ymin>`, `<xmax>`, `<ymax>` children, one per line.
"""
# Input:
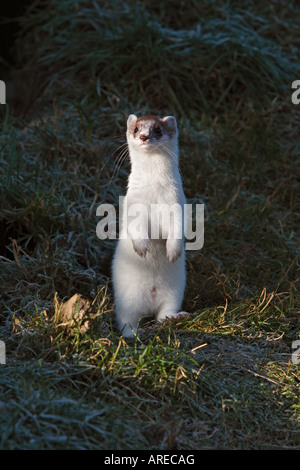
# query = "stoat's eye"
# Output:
<box><xmin>134</xmin><ymin>127</ymin><xmax>138</xmax><ymax>133</ymax></box>
<box><xmin>154</xmin><ymin>127</ymin><xmax>162</xmax><ymax>136</ymax></box>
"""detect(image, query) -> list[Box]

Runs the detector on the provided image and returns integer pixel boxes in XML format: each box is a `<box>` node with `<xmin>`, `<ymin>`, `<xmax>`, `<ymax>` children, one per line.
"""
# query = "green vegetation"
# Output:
<box><xmin>0</xmin><ymin>0</ymin><xmax>299</xmax><ymax>449</ymax></box>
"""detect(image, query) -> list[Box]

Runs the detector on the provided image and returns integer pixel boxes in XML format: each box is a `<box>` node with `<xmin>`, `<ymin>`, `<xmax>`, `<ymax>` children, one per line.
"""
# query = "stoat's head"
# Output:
<box><xmin>126</xmin><ymin>114</ymin><xmax>178</xmax><ymax>158</ymax></box>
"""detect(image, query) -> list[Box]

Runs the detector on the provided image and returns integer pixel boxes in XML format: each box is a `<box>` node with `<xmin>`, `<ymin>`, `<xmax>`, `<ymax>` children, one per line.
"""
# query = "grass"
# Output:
<box><xmin>0</xmin><ymin>0</ymin><xmax>299</xmax><ymax>450</ymax></box>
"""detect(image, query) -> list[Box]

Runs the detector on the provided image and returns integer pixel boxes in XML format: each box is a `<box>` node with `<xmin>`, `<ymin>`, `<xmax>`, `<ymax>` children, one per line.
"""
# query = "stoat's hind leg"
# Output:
<box><xmin>114</xmin><ymin>285</ymin><xmax>149</xmax><ymax>338</ymax></box>
<box><xmin>157</xmin><ymin>310</ymin><xmax>189</xmax><ymax>322</ymax></box>
<box><xmin>115</xmin><ymin>305</ymin><xmax>144</xmax><ymax>338</ymax></box>
<box><xmin>118</xmin><ymin>317</ymin><xmax>140</xmax><ymax>338</ymax></box>
<box><xmin>156</xmin><ymin>283</ymin><xmax>187</xmax><ymax>324</ymax></box>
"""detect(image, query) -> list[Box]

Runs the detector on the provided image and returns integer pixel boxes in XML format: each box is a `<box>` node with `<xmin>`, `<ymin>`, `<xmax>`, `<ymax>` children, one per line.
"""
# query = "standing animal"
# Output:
<box><xmin>112</xmin><ymin>114</ymin><xmax>187</xmax><ymax>337</ymax></box>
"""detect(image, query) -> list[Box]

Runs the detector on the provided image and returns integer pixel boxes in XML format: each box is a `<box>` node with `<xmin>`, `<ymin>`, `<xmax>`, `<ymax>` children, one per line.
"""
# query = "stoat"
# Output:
<box><xmin>112</xmin><ymin>114</ymin><xmax>187</xmax><ymax>337</ymax></box>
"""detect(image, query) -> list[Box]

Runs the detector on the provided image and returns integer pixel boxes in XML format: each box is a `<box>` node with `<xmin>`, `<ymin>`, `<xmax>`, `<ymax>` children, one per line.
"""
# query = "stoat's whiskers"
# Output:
<box><xmin>158</xmin><ymin>142</ymin><xmax>187</xmax><ymax>173</ymax></box>
<box><xmin>98</xmin><ymin>137</ymin><xmax>126</xmax><ymax>168</ymax></box>
<box><xmin>105</xmin><ymin>144</ymin><xmax>129</xmax><ymax>189</ymax></box>
<box><xmin>158</xmin><ymin>143</ymin><xmax>178</xmax><ymax>166</ymax></box>
<box><xmin>98</xmin><ymin>136</ymin><xmax>125</xmax><ymax>169</ymax></box>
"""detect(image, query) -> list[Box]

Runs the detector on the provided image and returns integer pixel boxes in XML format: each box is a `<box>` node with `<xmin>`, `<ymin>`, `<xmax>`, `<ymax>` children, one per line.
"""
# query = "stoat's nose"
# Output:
<box><xmin>140</xmin><ymin>134</ymin><xmax>149</xmax><ymax>142</ymax></box>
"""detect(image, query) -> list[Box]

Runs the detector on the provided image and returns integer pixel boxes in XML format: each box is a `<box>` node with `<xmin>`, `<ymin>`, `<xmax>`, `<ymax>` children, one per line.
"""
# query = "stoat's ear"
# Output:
<box><xmin>162</xmin><ymin>116</ymin><xmax>177</xmax><ymax>135</ymax></box>
<box><xmin>127</xmin><ymin>114</ymin><xmax>138</xmax><ymax>129</ymax></box>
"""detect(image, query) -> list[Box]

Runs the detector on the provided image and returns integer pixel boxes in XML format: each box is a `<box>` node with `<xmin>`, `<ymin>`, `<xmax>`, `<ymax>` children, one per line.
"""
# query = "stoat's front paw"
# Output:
<box><xmin>166</xmin><ymin>238</ymin><xmax>182</xmax><ymax>263</ymax></box>
<box><xmin>132</xmin><ymin>238</ymin><xmax>150</xmax><ymax>258</ymax></box>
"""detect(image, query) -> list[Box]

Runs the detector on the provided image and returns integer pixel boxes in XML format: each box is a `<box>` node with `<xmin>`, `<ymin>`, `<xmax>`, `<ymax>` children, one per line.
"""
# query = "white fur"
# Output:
<box><xmin>112</xmin><ymin>114</ymin><xmax>187</xmax><ymax>337</ymax></box>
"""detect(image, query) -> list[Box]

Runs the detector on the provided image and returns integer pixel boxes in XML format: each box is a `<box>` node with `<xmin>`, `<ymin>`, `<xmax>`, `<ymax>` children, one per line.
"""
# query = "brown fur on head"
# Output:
<box><xmin>127</xmin><ymin>114</ymin><xmax>177</xmax><ymax>142</ymax></box>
